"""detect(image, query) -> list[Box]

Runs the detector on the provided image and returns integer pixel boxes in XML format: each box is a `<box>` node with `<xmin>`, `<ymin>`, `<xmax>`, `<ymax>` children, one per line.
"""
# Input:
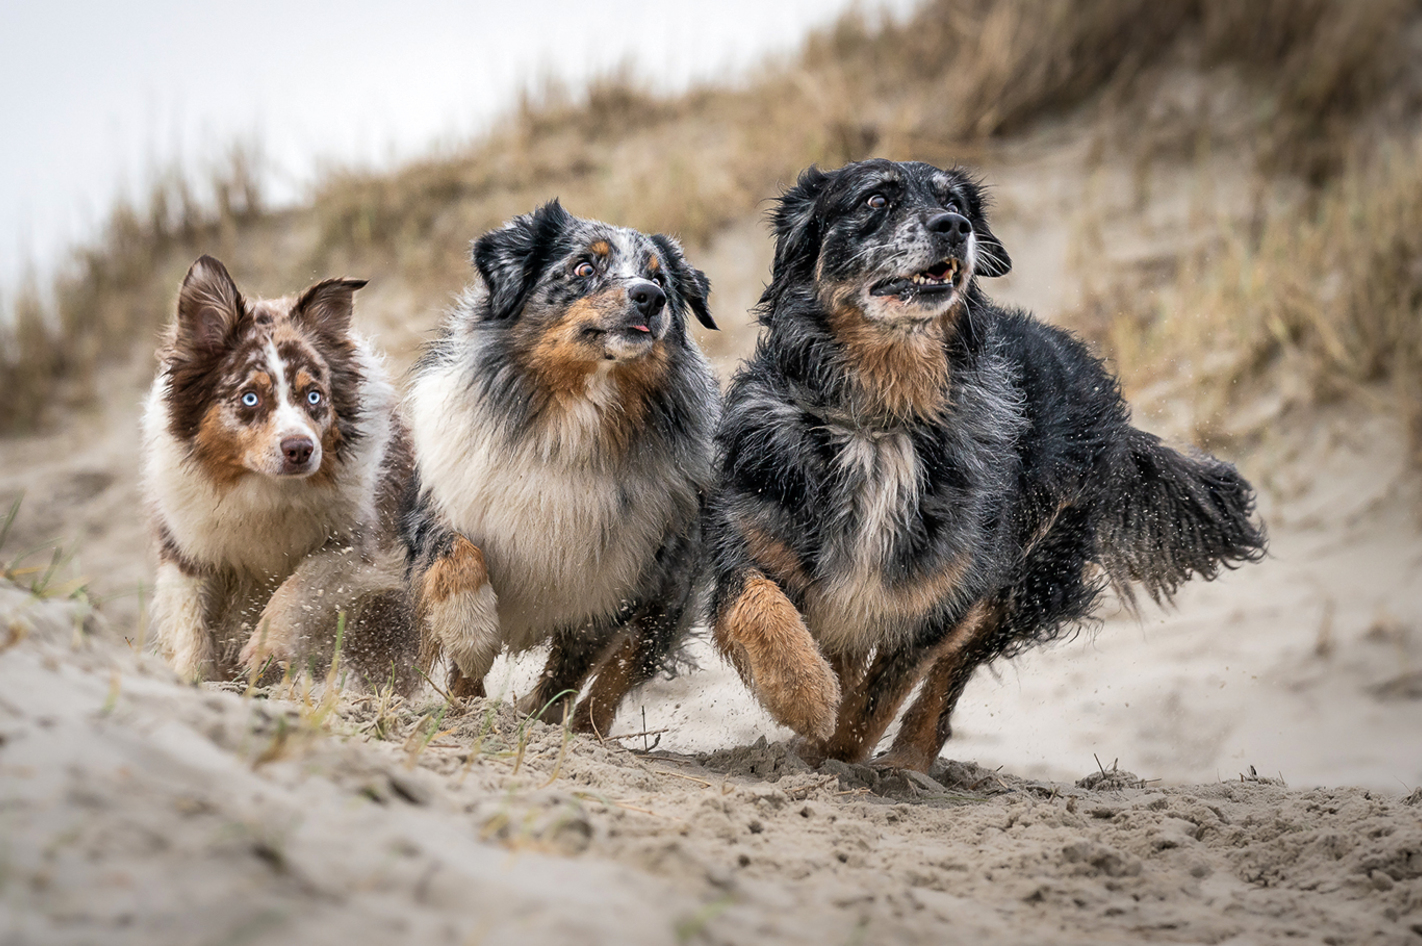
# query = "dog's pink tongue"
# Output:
<box><xmin>631</xmin><ymin>324</ymin><xmax>650</xmax><ymax>333</ymax></box>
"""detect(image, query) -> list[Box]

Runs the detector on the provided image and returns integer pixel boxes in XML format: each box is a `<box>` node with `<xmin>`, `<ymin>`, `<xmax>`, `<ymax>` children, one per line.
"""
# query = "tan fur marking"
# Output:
<box><xmin>194</xmin><ymin>405</ymin><xmax>258</xmax><ymax>488</ymax></box>
<box><xmin>826</xmin><ymin>303</ymin><xmax>953</xmax><ymax>419</ymax></box>
<box><xmin>571</xmin><ymin>632</ymin><xmax>640</xmax><ymax>737</ymax></box>
<box><xmin>422</xmin><ymin>537</ymin><xmax>488</xmax><ymax>604</ymax></box>
<box><xmin>521</xmin><ymin>290</ymin><xmax>669</xmax><ymax>451</ymax></box>
<box><xmin>742</xmin><ymin>522</ymin><xmax>811</xmax><ymax>596</ymax></box>
<box><xmin>295</xmin><ymin>369</ymin><xmax>316</xmax><ymax>389</ymax></box>
<box><xmin>806</xmin><ymin>551</ymin><xmax>972</xmax><ymax>653</ymax></box>
<box><xmin>875</xmin><ymin>601</ymin><xmax>1000</xmax><ymax>772</ymax></box>
<box><xmin>715</xmin><ymin>573</ymin><xmax>840</xmax><ymax>740</ymax></box>
<box><xmin>525</xmin><ymin>297</ymin><xmax>606</xmax><ymax>397</ymax></box>
<box><xmin>588</xmin><ymin>240</ymin><xmax>611</xmax><ymax>257</ymax></box>
<box><xmin>609</xmin><ymin>344</ymin><xmax>669</xmax><ymax>425</ymax></box>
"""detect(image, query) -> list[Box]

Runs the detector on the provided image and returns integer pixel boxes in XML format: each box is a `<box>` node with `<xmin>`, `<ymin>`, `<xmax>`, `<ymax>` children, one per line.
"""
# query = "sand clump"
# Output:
<box><xmin>2</xmin><ymin>585</ymin><xmax>1420</xmax><ymax>945</ymax></box>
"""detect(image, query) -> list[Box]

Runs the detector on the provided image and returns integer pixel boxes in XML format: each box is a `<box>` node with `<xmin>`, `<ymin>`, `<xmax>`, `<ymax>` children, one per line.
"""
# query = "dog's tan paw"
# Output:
<box><xmin>239</xmin><ymin>617</ymin><xmax>297</xmax><ymax>675</ymax></box>
<box><xmin>421</xmin><ymin>536</ymin><xmax>502</xmax><ymax>681</ymax></box>
<box><xmin>717</xmin><ymin>575</ymin><xmax>841</xmax><ymax>741</ymax></box>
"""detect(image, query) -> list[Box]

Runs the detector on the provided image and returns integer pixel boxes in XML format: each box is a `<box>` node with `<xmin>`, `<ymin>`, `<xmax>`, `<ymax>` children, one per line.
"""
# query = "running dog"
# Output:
<box><xmin>707</xmin><ymin>159</ymin><xmax>1266</xmax><ymax>772</ymax></box>
<box><xmin>143</xmin><ymin>256</ymin><xmax>417</xmax><ymax>690</ymax></box>
<box><xmin>402</xmin><ymin>200</ymin><xmax>719</xmax><ymax>734</ymax></box>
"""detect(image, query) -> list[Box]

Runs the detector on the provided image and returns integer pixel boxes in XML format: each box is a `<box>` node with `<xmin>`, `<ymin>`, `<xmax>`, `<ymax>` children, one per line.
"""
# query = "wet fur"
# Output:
<box><xmin>142</xmin><ymin>256</ymin><xmax>417</xmax><ymax>690</ymax></box>
<box><xmin>402</xmin><ymin>200</ymin><xmax>719</xmax><ymax>732</ymax></box>
<box><xmin>708</xmin><ymin>160</ymin><xmax>1266</xmax><ymax>768</ymax></box>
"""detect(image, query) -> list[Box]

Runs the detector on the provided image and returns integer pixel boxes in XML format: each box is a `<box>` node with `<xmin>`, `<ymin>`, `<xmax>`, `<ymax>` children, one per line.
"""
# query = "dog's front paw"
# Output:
<box><xmin>421</xmin><ymin>536</ymin><xmax>502</xmax><ymax>683</ymax></box>
<box><xmin>716</xmin><ymin>575</ymin><xmax>841</xmax><ymax>741</ymax></box>
<box><xmin>239</xmin><ymin>615</ymin><xmax>298</xmax><ymax>676</ymax></box>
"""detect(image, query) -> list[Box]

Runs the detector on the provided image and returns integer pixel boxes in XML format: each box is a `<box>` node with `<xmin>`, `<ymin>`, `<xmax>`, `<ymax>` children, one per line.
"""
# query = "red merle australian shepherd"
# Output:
<box><xmin>401</xmin><ymin>200</ymin><xmax>719</xmax><ymax>735</ymax></box>
<box><xmin>707</xmin><ymin>159</ymin><xmax>1266</xmax><ymax>772</ymax></box>
<box><xmin>142</xmin><ymin>257</ymin><xmax>417</xmax><ymax>690</ymax></box>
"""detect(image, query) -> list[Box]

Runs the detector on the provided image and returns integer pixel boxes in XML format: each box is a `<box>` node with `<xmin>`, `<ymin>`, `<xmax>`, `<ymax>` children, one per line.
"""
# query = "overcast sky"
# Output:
<box><xmin>0</xmin><ymin>0</ymin><xmax>917</xmax><ymax>292</ymax></box>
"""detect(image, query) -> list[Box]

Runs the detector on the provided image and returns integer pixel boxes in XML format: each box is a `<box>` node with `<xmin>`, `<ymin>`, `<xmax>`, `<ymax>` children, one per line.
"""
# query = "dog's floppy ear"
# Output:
<box><xmin>176</xmin><ymin>255</ymin><xmax>245</xmax><ymax>354</ymax></box>
<box><xmin>472</xmin><ymin>198</ymin><xmax>573</xmax><ymax>321</ymax></box>
<box><xmin>767</xmin><ymin>165</ymin><xmax>832</xmax><ymax>291</ymax></box>
<box><xmin>293</xmin><ymin>277</ymin><xmax>367</xmax><ymax>338</ymax></box>
<box><xmin>973</xmin><ymin>222</ymin><xmax>1012</xmax><ymax>278</ymax></box>
<box><xmin>650</xmin><ymin>233</ymin><xmax>716</xmax><ymax>331</ymax></box>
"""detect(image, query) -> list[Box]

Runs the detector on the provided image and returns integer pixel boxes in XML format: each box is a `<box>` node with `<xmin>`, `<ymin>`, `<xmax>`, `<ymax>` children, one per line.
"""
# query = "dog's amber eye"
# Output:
<box><xmin>866</xmin><ymin>194</ymin><xmax>887</xmax><ymax>210</ymax></box>
<box><xmin>574</xmin><ymin>261</ymin><xmax>596</xmax><ymax>279</ymax></box>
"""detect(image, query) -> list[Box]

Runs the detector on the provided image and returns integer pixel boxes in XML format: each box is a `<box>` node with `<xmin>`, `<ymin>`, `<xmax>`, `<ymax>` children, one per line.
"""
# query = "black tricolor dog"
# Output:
<box><xmin>401</xmin><ymin>200</ymin><xmax>719</xmax><ymax>734</ymax></box>
<box><xmin>707</xmin><ymin>159</ymin><xmax>1266</xmax><ymax>771</ymax></box>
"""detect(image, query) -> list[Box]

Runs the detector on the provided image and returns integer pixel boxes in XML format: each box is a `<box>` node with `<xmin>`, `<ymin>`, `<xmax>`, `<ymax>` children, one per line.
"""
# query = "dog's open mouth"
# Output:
<box><xmin>870</xmin><ymin>258</ymin><xmax>963</xmax><ymax>300</ymax></box>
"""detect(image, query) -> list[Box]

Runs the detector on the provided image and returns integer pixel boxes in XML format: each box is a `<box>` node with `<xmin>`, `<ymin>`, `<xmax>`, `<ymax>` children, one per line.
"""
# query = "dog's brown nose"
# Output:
<box><xmin>928</xmin><ymin>212</ymin><xmax>972</xmax><ymax>244</ymax></box>
<box><xmin>282</xmin><ymin>437</ymin><xmax>314</xmax><ymax>467</ymax></box>
<box><xmin>629</xmin><ymin>282</ymin><xmax>666</xmax><ymax>319</ymax></box>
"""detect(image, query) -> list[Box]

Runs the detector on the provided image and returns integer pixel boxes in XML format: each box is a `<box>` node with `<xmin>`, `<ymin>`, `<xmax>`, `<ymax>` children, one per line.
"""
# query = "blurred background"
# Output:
<box><xmin>2</xmin><ymin>0</ymin><xmax>1420</xmax><ymax>790</ymax></box>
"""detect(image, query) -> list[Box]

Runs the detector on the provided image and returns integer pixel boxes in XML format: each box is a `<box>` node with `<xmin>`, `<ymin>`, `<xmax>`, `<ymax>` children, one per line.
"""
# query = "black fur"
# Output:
<box><xmin>707</xmin><ymin>159</ymin><xmax>1265</xmax><ymax>766</ymax></box>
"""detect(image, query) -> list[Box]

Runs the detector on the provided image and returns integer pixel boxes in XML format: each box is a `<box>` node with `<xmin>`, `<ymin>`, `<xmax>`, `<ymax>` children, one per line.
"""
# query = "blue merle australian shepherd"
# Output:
<box><xmin>707</xmin><ymin>159</ymin><xmax>1266</xmax><ymax>772</ymax></box>
<box><xmin>401</xmin><ymin>200</ymin><xmax>719</xmax><ymax>734</ymax></box>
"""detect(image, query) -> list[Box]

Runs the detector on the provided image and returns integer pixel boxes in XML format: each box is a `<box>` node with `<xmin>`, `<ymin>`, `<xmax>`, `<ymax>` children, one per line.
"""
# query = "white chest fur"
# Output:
<box><xmin>408</xmin><ymin>365</ymin><xmax>674</xmax><ymax>649</ymax></box>
<box><xmin>806</xmin><ymin>426</ymin><xmax>928</xmax><ymax>654</ymax></box>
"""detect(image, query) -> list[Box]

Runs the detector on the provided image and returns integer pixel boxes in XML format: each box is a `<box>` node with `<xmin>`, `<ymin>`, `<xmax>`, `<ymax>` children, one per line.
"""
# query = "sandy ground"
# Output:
<box><xmin>3</xmin><ymin>583</ymin><xmax>1421</xmax><ymax>945</ymax></box>
<box><xmin>2</xmin><ymin>130</ymin><xmax>1421</xmax><ymax>941</ymax></box>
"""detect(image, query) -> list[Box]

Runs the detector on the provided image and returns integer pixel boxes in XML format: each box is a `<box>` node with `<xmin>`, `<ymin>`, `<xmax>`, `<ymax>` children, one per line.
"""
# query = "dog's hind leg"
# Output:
<box><xmin>798</xmin><ymin>642</ymin><xmax>934</xmax><ymax>766</ymax></box>
<box><xmin>518</xmin><ymin>629</ymin><xmax>611</xmax><ymax>724</ymax></box>
<box><xmin>875</xmin><ymin>600</ymin><xmax>1002</xmax><ymax>773</ymax></box>
<box><xmin>714</xmin><ymin>570</ymin><xmax>840</xmax><ymax>741</ymax></box>
<box><xmin>417</xmin><ymin>535</ymin><xmax>500</xmax><ymax>699</ymax></box>
<box><xmin>568</xmin><ymin>593</ymin><xmax>694</xmax><ymax>736</ymax></box>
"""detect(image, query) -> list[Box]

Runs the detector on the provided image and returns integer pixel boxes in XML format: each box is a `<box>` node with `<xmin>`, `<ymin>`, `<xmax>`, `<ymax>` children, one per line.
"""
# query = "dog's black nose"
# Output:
<box><xmin>927</xmin><ymin>212</ymin><xmax>973</xmax><ymax>244</ymax></box>
<box><xmin>282</xmin><ymin>437</ymin><xmax>314</xmax><ymax>467</ymax></box>
<box><xmin>629</xmin><ymin>282</ymin><xmax>666</xmax><ymax>319</ymax></box>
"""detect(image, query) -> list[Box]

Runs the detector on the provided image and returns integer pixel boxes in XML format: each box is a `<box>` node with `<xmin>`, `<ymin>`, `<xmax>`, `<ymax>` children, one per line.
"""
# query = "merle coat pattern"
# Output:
<box><xmin>142</xmin><ymin>256</ymin><xmax>417</xmax><ymax>691</ymax></box>
<box><xmin>401</xmin><ymin>200</ymin><xmax>719</xmax><ymax>734</ymax></box>
<box><xmin>707</xmin><ymin>160</ymin><xmax>1266</xmax><ymax>771</ymax></box>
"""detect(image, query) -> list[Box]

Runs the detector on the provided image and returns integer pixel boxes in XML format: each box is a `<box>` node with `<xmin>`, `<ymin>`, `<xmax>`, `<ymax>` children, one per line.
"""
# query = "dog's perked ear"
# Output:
<box><xmin>766</xmin><ymin>165</ymin><xmax>832</xmax><ymax>294</ymax></box>
<box><xmin>293</xmin><ymin>277</ymin><xmax>368</xmax><ymax>340</ymax></box>
<box><xmin>472</xmin><ymin>199</ymin><xmax>574</xmax><ymax>321</ymax></box>
<box><xmin>176</xmin><ymin>255</ymin><xmax>245</xmax><ymax>354</ymax></box>
<box><xmin>650</xmin><ymin>234</ymin><xmax>716</xmax><ymax>331</ymax></box>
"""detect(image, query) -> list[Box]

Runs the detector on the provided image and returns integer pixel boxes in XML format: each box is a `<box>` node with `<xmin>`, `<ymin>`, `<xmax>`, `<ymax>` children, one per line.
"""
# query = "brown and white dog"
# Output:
<box><xmin>142</xmin><ymin>256</ymin><xmax>417</xmax><ymax>690</ymax></box>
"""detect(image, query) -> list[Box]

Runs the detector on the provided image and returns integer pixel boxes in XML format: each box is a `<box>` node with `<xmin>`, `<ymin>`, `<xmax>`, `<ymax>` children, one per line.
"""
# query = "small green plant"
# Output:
<box><xmin>0</xmin><ymin>495</ymin><xmax>90</xmax><ymax>601</ymax></box>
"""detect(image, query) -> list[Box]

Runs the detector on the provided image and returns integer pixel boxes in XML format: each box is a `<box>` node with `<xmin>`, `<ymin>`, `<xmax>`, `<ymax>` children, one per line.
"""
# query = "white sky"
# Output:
<box><xmin>0</xmin><ymin>0</ymin><xmax>918</xmax><ymax>292</ymax></box>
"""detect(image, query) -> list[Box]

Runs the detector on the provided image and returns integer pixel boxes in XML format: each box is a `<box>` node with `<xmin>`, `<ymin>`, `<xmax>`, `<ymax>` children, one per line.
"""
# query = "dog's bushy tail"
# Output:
<box><xmin>1097</xmin><ymin>428</ymin><xmax>1266</xmax><ymax>608</ymax></box>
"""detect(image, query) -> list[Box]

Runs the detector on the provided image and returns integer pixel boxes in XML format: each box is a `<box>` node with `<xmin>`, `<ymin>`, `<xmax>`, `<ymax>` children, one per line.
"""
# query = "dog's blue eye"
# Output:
<box><xmin>307</xmin><ymin>390</ymin><xmax>322</xmax><ymax>406</ymax></box>
<box><xmin>867</xmin><ymin>194</ymin><xmax>887</xmax><ymax>210</ymax></box>
<box><xmin>574</xmin><ymin>262</ymin><xmax>596</xmax><ymax>279</ymax></box>
<box><xmin>240</xmin><ymin>392</ymin><xmax>259</xmax><ymax>408</ymax></box>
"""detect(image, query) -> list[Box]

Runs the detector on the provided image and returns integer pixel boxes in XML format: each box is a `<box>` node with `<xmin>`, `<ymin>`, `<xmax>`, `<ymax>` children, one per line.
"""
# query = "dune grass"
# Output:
<box><xmin>1080</xmin><ymin>134</ymin><xmax>1422</xmax><ymax>459</ymax></box>
<box><xmin>1</xmin><ymin>0</ymin><xmax>1418</xmax><ymax>437</ymax></box>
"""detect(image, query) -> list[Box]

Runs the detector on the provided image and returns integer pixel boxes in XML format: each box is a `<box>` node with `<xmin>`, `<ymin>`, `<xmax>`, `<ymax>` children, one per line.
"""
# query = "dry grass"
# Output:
<box><xmin>2</xmin><ymin>0</ymin><xmax>1418</xmax><ymax>434</ymax></box>
<box><xmin>1080</xmin><ymin>135</ymin><xmax>1422</xmax><ymax>459</ymax></box>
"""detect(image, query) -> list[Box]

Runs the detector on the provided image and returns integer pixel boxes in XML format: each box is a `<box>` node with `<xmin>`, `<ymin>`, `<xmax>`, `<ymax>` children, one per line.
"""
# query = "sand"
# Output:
<box><xmin>3</xmin><ymin>578</ymin><xmax>1421</xmax><ymax>945</ymax></box>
